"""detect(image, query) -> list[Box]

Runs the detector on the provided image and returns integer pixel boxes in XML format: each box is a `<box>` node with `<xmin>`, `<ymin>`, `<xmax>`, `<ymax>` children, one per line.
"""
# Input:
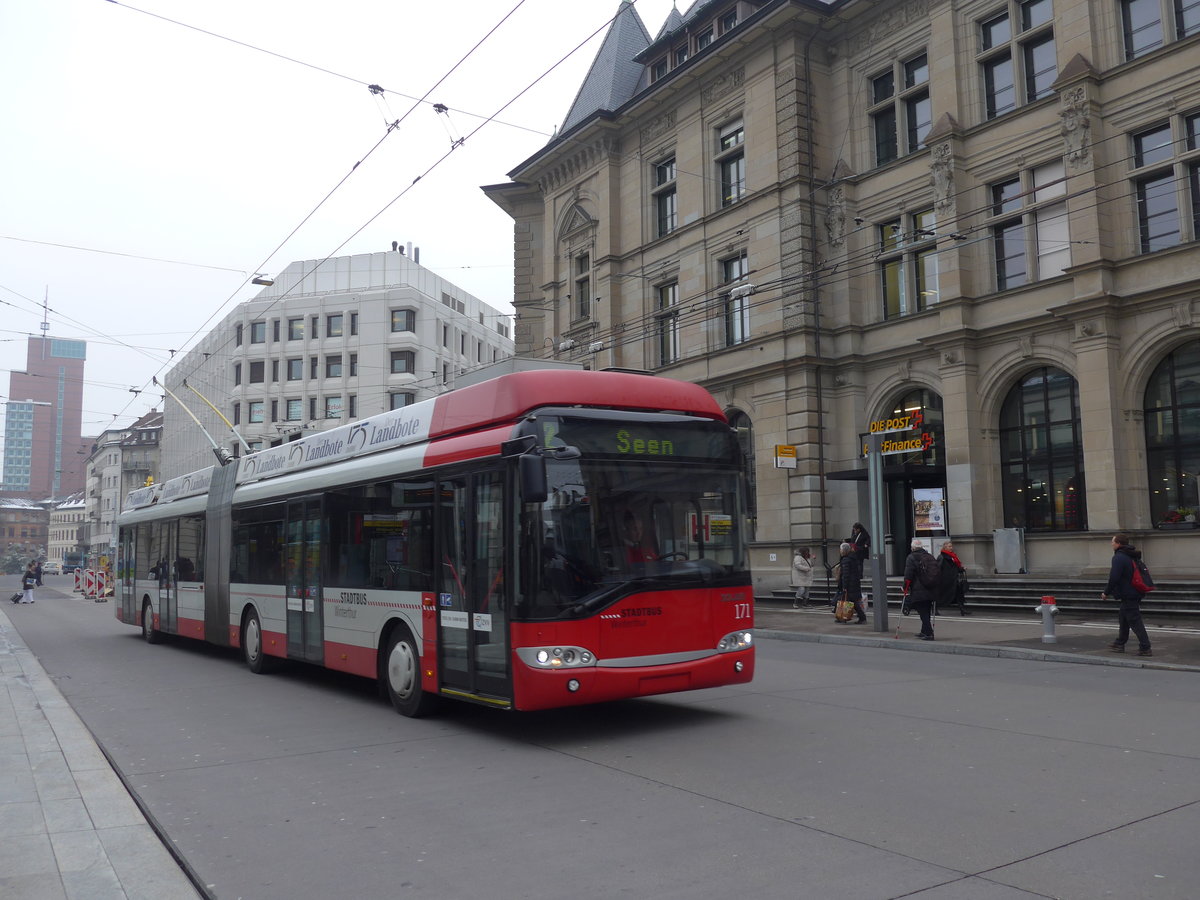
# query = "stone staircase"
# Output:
<box><xmin>765</xmin><ymin>577</ymin><xmax>1200</xmax><ymax>619</ymax></box>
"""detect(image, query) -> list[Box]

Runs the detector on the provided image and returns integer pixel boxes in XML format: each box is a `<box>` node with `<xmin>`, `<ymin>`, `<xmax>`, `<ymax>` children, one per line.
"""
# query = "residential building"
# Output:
<box><xmin>159</xmin><ymin>248</ymin><xmax>514</xmax><ymax>479</ymax></box>
<box><xmin>83</xmin><ymin>429</ymin><xmax>124</xmax><ymax>568</ymax></box>
<box><xmin>483</xmin><ymin>0</ymin><xmax>1200</xmax><ymax>582</ymax></box>
<box><xmin>48</xmin><ymin>494</ymin><xmax>86</xmax><ymax>570</ymax></box>
<box><xmin>2</xmin><ymin>335</ymin><xmax>88</xmax><ymax>500</ymax></box>
<box><xmin>79</xmin><ymin>410</ymin><xmax>161</xmax><ymax>567</ymax></box>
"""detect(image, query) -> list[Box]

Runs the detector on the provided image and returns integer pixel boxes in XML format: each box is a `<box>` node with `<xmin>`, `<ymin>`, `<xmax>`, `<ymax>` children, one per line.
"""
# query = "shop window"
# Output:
<box><xmin>999</xmin><ymin>367</ymin><xmax>1087</xmax><ymax>531</ymax></box>
<box><xmin>1144</xmin><ymin>340</ymin><xmax>1200</xmax><ymax>527</ymax></box>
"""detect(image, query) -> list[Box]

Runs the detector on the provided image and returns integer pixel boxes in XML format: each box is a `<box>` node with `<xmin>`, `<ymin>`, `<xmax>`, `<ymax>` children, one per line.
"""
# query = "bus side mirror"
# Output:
<box><xmin>519</xmin><ymin>453</ymin><xmax>548</xmax><ymax>504</ymax></box>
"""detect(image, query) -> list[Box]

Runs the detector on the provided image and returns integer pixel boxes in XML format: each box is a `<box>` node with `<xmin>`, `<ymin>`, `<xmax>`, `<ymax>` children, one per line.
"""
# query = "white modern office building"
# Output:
<box><xmin>160</xmin><ymin>248</ymin><xmax>514</xmax><ymax>479</ymax></box>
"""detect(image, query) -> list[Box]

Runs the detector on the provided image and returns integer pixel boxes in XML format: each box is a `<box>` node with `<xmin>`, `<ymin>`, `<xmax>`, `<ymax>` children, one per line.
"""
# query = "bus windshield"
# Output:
<box><xmin>518</xmin><ymin>455</ymin><xmax>748</xmax><ymax>620</ymax></box>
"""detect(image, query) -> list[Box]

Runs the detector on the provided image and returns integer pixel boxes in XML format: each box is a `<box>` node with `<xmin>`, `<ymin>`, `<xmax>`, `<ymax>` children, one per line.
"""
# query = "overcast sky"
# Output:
<box><xmin>0</xmin><ymin>0</ymin><xmax>679</xmax><ymax>446</ymax></box>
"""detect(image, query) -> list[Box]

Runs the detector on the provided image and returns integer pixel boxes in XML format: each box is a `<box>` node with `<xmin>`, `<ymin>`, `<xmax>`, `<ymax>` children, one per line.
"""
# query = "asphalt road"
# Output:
<box><xmin>7</xmin><ymin>577</ymin><xmax>1200</xmax><ymax>899</ymax></box>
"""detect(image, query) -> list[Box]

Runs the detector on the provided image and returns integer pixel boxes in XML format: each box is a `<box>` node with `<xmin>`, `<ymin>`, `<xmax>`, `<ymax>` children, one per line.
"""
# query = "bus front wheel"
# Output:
<box><xmin>141</xmin><ymin>601</ymin><xmax>163</xmax><ymax>644</ymax></box>
<box><xmin>242</xmin><ymin>609</ymin><xmax>275</xmax><ymax>674</ymax></box>
<box><xmin>383</xmin><ymin>629</ymin><xmax>437</xmax><ymax>718</ymax></box>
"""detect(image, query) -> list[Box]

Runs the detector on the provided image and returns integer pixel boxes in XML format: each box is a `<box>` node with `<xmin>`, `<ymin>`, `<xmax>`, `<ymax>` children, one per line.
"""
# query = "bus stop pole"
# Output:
<box><xmin>868</xmin><ymin>432</ymin><xmax>888</xmax><ymax>633</ymax></box>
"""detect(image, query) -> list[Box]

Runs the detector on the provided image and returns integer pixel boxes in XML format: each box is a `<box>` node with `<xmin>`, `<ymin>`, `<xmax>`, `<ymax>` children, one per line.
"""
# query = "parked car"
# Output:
<box><xmin>41</xmin><ymin>562</ymin><xmax>62</xmax><ymax>576</ymax></box>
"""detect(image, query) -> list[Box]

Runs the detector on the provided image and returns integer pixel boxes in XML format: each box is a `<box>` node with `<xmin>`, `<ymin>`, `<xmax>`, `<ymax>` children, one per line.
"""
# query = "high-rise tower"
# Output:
<box><xmin>3</xmin><ymin>335</ymin><xmax>88</xmax><ymax>500</ymax></box>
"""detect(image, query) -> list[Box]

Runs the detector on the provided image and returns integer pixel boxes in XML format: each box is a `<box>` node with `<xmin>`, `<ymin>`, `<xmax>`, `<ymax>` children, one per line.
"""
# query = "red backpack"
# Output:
<box><xmin>1131</xmin><ymin>558</ymin><xmax>1156</xmax><ymax>595</ymax></box>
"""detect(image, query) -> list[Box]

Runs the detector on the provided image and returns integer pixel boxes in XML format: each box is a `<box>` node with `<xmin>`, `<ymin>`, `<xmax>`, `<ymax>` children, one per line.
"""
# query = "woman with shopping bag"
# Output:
<box><xmin>834</xmin><ymin>542</ymin><xmax>867</xmax><ymax>624</ymax></box>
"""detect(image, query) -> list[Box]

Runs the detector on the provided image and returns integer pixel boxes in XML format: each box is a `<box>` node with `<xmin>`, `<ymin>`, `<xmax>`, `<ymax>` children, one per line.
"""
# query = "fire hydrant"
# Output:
<box><xmin>1035</xmin><ymin>595</ymin><xmax>1058</xmax><ymax>643</ymax></box>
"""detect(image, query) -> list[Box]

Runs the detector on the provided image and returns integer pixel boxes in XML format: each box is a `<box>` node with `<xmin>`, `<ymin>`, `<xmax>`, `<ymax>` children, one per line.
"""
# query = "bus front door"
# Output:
<box><xmin>285</xmin><ymin>498</ymin><xmax>324</xmax><ymax>663</ymax></box>
<box><xmin>437</xmin><ymin>472</ymin><xmax>511</xmax><ymax>705</ymax></box>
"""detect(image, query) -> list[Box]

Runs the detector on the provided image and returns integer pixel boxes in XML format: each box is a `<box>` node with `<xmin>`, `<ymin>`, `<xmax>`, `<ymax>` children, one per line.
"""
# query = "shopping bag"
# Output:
<box><xmin>834</xmin><ymin>598</ymin><xmax>855</xmax><ymax>622</ymax></box>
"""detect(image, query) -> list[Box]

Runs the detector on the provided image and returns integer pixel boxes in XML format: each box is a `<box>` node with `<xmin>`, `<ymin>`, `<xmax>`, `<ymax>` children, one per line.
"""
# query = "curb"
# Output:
<box><xmin>755</xmin><ymin>628</ymin><xmax>1200</xmax><ymax>674</ymax></box>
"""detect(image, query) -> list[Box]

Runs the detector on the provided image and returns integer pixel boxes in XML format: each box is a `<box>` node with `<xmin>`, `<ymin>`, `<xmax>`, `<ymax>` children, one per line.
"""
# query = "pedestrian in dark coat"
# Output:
<box><xmin>936</xmin><ymin>540</ymin><xmax>970</xmax><ymax>616</ymax></box>
<box><xmin>847</xmin><ymin>523</ymin><xmax>870</xmax><ymax>562</ymax></box>
<box><xmin>836</xmin><ymin>542</ymin><xmax>867</xmax><ymax>624</ymax></box>
<box><xmin>20</xmin><ymin>562</ymin><xmax>38</xmax><ymax>604</ymax></box>
<box><xmin>1102</xmin><ymin>533</ymin><xmax>1151</xmax><ymax>656</ymax></box>
<box><xmin>903</xmin><ymin>540</ymin><xmax>937</xmax><ymax>640</ymax></box>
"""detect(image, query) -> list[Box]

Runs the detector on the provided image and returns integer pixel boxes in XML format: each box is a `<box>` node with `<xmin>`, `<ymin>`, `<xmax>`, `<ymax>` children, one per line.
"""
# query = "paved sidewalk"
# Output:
<box><xmin>754</xmin><ymin>598</ymin><xmax>1200</xmax><ymax>672</ymax></box>
<box><xmin>0</xmin><ymin>603</ymin><xmax>203</xmax><ymax>900</ymax></box>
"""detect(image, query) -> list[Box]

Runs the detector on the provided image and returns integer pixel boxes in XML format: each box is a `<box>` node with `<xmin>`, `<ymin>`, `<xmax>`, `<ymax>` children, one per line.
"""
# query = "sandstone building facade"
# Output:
<box><xmin>484</xmin><ymin>0</ymin><xmax>1200</xmax><ymax>583</ymax></box>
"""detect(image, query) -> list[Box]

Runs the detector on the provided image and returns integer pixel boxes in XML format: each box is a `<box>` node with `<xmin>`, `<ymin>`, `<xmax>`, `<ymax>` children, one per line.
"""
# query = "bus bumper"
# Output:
<box><xmin>510</xmin><ymin>648</ymin><xmax>754</xmax><ymax>712</ymax></box>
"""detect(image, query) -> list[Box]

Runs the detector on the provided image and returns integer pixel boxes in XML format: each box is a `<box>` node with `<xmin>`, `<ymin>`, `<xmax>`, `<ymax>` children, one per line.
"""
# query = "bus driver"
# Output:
<box><xmin>622</xmin><ymin>509</ymin><xmax>658</xmax><ymax>565</ymax></box>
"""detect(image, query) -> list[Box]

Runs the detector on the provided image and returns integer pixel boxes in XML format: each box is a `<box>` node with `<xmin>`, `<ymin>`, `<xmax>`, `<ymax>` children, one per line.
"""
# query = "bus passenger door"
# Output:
<box><xmin>437</xmin><ymin>471</ymin><xmax>511</xmax><ymax>704</ymax></box>
<box><xmin>285</xmin><ymin>497</ymin><xmax>324</xmax><ymax>663</ymax></box>
<box><xmin>150</xmin><ymin>522</ymin><xmax>175</xmax><ymax>633</ymax></box>
<box><xmin>117</xmin><ymin>528</ymin><xmax>134</xmax><ymax>624</ymax></box>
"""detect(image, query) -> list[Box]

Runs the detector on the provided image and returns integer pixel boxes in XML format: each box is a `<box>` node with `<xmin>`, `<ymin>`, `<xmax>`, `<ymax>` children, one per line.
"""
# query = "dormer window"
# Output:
<box><xmin>651</xmin><ymin>57</ymin><xmax>668</xmax><ymax>81</ymax></box>
<box><xmin>697</xmin><ymin>28</ymin><xmax>713</xmax><ymax>50</ymax></box>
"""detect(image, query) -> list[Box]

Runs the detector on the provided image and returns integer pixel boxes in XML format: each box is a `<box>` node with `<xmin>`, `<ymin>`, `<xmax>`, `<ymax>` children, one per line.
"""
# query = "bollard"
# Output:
<box><xmin>1035</xmin><ymin>595</ymin><xmax>1058</xmax><ymax>643</ymax></box>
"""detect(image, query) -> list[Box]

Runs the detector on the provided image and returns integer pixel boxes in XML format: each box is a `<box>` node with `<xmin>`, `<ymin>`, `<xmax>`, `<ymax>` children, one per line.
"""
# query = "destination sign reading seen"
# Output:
<box><xmin>543</xmin><ymin>417</ymin><xmax>736</xmax><ymax>461</ymax></box>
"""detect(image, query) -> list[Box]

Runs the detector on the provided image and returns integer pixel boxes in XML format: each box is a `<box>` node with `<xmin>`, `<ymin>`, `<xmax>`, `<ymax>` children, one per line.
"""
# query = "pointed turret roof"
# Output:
<box><xmin>654</xmin><ymin>4</ymin><xmax>686</xmax><ymax>41</ymax></box>
<box><xmin>559</xmin><ymin>1</ymin><xmax>652</xmax><ymax>136</ymax></box>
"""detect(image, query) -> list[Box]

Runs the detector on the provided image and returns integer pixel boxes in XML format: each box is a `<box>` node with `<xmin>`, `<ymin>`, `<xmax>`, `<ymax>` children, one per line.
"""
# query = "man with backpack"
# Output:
<box><xmin>1101</xmin><ymin>533</ymin><xmax>1152</xmax><ymax>657</ymax></box>
<box><xmin>903</xmin><ymin>539</ymin><xmax>940</xmax><ymax>641</ymax></box>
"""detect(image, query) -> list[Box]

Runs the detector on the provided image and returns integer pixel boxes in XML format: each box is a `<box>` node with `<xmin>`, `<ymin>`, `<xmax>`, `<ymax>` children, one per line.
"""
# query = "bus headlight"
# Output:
<box><xmin>517</xmin><ymin>646</ymin><xmax>597</xmax><ymax>669</ymax></box>
<box><xmin>717</xmin><ymin>630</ymin><xmax>753</xmax><ymax>652</ymax></box>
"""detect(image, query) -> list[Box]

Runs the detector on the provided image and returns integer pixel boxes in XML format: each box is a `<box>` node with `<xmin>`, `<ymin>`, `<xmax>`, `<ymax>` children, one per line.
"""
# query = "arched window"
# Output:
<box><xmin>727</xmin><ymin>409</ymin><xmax>756</xmax><ymax>541</ymax></box>
<box><xmin>999</xmin><ymin>367</ymin><xmax>1086</xmax><ymax>531</ymax></box>
<box><xmin>1144</xmin><ymin>341</ymin><xmax>1200</xmax><ymax>527</ymax></box>
<box><xmin>885</xmin><ymin>388</ymin><xmax>943</xmax><ymax>466</ymax></box>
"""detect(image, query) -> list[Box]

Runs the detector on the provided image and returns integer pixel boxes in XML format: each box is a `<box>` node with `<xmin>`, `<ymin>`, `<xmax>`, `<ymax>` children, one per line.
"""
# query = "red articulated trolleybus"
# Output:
<box><xmin>115</xmin><ymin>370</ymin><xmax>754</xmax><ymax>716</ymax></box>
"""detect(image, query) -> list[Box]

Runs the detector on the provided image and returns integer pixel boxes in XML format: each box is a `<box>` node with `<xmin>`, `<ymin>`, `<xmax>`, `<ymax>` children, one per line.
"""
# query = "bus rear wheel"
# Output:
<box><xmin>383</xmin><ymin>629</ymin><xmax>436</xmax><ymax>718</ymax></box>
<box><xmin>141</xmin><ymin>601</ymin><xmax>163</xmax><ymax>644</ymax></box>
<box><xmin>242</xmin><ymin>609</ymin><xmax>276</xmax><ymax>674</ymax></box>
